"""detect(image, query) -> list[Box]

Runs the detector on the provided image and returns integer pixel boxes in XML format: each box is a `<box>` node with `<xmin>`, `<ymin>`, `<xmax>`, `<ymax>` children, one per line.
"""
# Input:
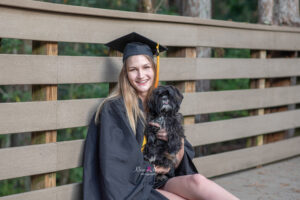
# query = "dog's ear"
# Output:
<box><xmin>147</xmin><ymin>92</ymin><xmax>155</xmax><ymax>113</ymax></box>
<box><xmin>147</xmin><ymin>87</ymin><xmax>160</xmax><ymax>115</ymax></box>
<box><xmin>170</xmin><ymin>86</ymin><xmax>183</xmax><ymax>105</ymax></box>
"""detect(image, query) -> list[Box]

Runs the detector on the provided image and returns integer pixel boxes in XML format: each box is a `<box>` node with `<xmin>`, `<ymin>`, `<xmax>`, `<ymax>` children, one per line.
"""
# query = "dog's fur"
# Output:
<box><xmin>143</xmin><ymin>85</ymin><xmax>185</xmax><ymax>173</ymax></box>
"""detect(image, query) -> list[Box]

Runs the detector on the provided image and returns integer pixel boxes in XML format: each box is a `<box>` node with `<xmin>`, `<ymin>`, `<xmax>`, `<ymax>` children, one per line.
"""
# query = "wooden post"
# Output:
<box><xmin>31</xmin><ymin>41</ymin><xmax>58</xmax><ymax>190</ymax></box>
<box><xmin>247</xmin><ymin>50</ymin><xmax>266</xmax><ymax>147</ymax></box>
<box><xmin>167</xmin><ymin>47</ymin><xmax>196</xmax><ymax>125</ymax></box>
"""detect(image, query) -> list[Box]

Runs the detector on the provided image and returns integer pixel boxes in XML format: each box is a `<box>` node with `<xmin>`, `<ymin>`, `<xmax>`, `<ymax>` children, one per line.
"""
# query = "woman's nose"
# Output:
<box><xmin>137</xmin><ymin>69</ymin><xmax>144</xmax><ymax>78</ymax></box>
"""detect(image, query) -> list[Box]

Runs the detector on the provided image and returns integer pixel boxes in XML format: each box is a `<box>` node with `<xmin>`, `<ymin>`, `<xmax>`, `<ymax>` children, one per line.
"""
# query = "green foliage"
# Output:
<box><xmin>58</xmin><ymin>43</ymin><xmax>107</xmax><ymax>56</ymax></box>
<box><xmin>39</xmin><ymin>0</ymin><xmax>138</xmax><ymax>11</ymax></box>
<box><xmin>0</xmin><ymin>178</ymin><xmax>28</xmax><ymax>196</ymax></box>
<box><xmin>0</xmin><ymin>86</ymin><xmax>32</xmax><ymax>102</ymax></box>
<box><xmin>68</xmin><ymin>167</ymin><xmax>83</xmax><ymax>183</ymax></box>
<box><xmin>58</xmin><ymin>83</ymin><xmax>108</xmax><ymax>100</ymax></box>
<box><xmin>212</xmin><ymin>0</ymin><xmax>258</xmax><ymax>23</ymax></box>
<box><xmin>0</xmin><ymin>39</ymin><xmax>22</xmax><ymax>54</ymax></box>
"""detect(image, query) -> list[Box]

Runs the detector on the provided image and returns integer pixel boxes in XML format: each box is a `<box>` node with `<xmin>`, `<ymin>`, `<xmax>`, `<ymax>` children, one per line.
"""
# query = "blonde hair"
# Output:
<box><xmin>95</xmin><ymin>55</ymin><xmax>156</xmax><ymax>134</ymax></box>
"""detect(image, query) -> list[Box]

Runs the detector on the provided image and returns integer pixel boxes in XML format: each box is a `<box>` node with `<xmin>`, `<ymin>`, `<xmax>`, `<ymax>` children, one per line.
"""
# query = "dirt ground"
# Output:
<box><xmin>212</xmin><ymin>156</ymin><xmax>300</xmax><ymax>200</ymax></box>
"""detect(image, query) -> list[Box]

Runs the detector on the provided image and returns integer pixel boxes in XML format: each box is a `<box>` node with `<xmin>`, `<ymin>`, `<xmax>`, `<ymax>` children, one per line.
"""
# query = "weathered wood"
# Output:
<box><xmin>185</xmin><ymin>109</ymin><xmax>300</xmax><ymax>146</ymax></box>
<box><xmin>1</xmin><ymin>135</ymin><xmax>299</xmax><ymax>181</ymax></box>
<box><xmin>0</xmin><ymin>1</ymin><xmax>300</xmax><ymax>50</ymax></box>
<box><xmin>1</xmin><ymin>55</ymin><xmax>300</xmax><ymax>85</ymax></box>
<box><xmin>257</xmin><ymin>51</ymin><xmax>266</xmax><ymax>146</ymax></box>
<box><xmin>31</xmin><ymin>41</ymin><xmax>58</xmax><ymax>190</ymax></box>
<box><xmin>181</xmin><ymin>85</ymin><xmax>300</xmax><ymax>116</ymax></box>
<box><xmin>0</xmin><ymin>183</ymin><xmax>82</xmax><ymax>200</ymax></box>
<box><xmin>0</xmin><ymin>0</ymin><xmax>299</xmax><ymax>32</ymax></box>
<box><xmin>193</xmin><ymin>136</ymin><xmax>300</xmax><ymax>177</ymax></box>
<box><xmin>1</xmin><ymin>86</ymin><xmax>300</xmax><ymax>135</ymax></box>
<box><xmin>0</xmin><ymin>140</ymin><xmax>84</xmax><ymax>180</ymax></box>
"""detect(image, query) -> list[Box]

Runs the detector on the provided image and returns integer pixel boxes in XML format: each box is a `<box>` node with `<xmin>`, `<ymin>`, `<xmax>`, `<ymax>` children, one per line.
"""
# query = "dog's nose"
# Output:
<box><xmin>163</xmin><ymin>100</ymin><xmax>169</xmax><ymax>105</ymax></box>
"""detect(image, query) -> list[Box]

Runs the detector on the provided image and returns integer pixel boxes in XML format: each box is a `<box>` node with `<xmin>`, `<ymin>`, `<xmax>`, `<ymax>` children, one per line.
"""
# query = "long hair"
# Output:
<box><xmin>95</xmin><ymin>55</ymin><xmax>157</xmax><ymax>134</ymax></box>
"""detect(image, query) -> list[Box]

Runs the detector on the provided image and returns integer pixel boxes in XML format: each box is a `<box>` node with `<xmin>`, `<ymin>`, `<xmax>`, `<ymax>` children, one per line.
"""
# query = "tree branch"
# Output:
<box><xmin>154</xmin><ymin>0</ymin><xmax>165</xmax><ymax>13</ymax></box>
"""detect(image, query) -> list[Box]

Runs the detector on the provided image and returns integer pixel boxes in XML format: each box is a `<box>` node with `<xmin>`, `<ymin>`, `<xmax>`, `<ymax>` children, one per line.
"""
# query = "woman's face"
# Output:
<box><xmin>126</xmin><ymin>55</ymin><xmax>155</xmax><ymax>98</ymax></box>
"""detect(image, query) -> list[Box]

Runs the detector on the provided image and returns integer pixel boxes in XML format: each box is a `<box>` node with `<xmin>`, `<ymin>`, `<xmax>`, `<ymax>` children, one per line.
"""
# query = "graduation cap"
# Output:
<box><xmin>105</xmin><ymin>32</ymin><xmax>167</xmax><ymax>88</ymax></box>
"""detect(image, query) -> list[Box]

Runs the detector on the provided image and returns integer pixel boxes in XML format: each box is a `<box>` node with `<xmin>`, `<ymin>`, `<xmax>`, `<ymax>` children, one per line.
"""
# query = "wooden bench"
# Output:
<box><xmin>0</xmin><ymin>0</ymin><xmax>300</xmax><ymax>199</ymax></box>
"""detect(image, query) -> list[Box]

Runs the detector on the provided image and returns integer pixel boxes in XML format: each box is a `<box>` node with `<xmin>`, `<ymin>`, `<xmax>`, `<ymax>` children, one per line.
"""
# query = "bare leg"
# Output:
<box><xmin>156</xmin><ymin>189</ymin><xmax>187</xmax><ymax>200</ymax></box>
<box><xmin>161</xmin><ymin>174</ymin><xmax>239</xmax><ymax>200</ymax></box>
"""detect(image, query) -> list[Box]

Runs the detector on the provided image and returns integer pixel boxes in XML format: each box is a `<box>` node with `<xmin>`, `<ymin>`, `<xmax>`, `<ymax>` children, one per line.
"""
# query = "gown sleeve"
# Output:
<box><xmin>83</xmin><ymin>99</ymin><xmax>168</xmax><ymax>200</ymax></box>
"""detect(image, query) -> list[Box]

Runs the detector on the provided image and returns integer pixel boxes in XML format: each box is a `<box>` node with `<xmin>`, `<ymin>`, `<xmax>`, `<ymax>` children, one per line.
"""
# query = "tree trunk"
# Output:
<box><xmin>139</xmin><ymin>0</ymin><xmax>154</xmax><ymax>13</ymax></box>
<box><xmin>273</xmin><ymin>0</ymin><xmax>300</xmax><ymax>26</ymax></box>
<box><xmin>258</xmin><ymin>0</ymin><xmax>273</xmax><ymax>24</ymax></box>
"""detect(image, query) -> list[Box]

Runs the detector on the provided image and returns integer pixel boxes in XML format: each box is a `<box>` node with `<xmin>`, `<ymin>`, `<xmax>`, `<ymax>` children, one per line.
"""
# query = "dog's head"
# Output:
<box><xmin>147</xmin><ymin>85</ymin><xmax>183</xmax><ymax>116</ymax></box>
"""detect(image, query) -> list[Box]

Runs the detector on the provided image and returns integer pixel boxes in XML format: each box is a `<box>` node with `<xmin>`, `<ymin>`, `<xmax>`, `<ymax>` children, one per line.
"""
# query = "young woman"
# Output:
<box><xmin>83</xmin><ymin>32</ymin><xmax>239</xmax><ymax>200</ymax></box>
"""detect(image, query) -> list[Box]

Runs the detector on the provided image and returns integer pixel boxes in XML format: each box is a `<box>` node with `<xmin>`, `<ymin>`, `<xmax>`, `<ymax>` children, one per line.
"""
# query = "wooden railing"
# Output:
<box><xmin>0</xmin><ymin>0</ymin><xmax>300</xmax><ymax>199</ymax></box>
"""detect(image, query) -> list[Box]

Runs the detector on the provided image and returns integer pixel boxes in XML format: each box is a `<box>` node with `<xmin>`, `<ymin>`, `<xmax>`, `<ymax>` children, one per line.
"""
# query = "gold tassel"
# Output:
<box><xmin>154</xmin><ymin>43</ymin><xmax>160</xmax><ymax>88</ymax></box>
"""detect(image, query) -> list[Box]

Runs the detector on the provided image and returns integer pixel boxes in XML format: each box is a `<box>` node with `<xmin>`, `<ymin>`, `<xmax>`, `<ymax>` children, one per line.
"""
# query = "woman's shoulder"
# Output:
<box><xmin>101</xmin><ymin>96</ymin><xmax>125</xmax><ymax>111</ymax></box>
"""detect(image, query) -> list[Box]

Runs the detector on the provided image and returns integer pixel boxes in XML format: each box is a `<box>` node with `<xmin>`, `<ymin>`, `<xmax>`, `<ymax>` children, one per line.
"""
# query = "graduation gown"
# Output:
<box><xmin>83</xmin><ymin>97</ymin><xmax>198</xmax><ymax>200</ymax></box>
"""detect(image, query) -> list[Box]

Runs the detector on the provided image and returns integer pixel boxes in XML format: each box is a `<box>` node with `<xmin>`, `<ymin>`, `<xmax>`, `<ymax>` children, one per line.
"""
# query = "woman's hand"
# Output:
<box><xmin>154</xmin><ymin>165</ymin><xmax>171</xmax><ymax>174</ymax></box>
<box><xmin>148</xmin><ymin>122</ymin><xmax>168</xmax><ymax>141</ymax></box>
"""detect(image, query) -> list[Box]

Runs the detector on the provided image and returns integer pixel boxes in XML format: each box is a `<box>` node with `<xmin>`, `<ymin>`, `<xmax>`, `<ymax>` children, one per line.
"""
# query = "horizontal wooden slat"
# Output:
<box><xmin>0</xmin><ymin>99</ymin><xmax>102</xmax><ymax>135</ymax></box>
<box><xmin>0</xmin><ymin>183</ymin><xmax>82</xmax><ymax>200</ymax></box>
<box><xmin>181</xmin><ymin>85</ymin><xmax>300</xmax><ymax>116</ymax></box>
<box><xmin>1</xmin><ymin>0</ymin><xmax>299</xmax><ymax>33</ymax></box>
<box><xmin>0</xmin><ymin>140</ymin><xmax>84</xmax><ymax>180</ymax></box>
<box><xmin>0</xmin><ymin>0</ymin><xmax>300</xmax><ymax>50</ymax></box>
<box><xmin>1</xmin><ymin>54</ymin><xmax>300</xmax><ymax>85</ymax></box>
<box><xmin>194</xmin><ymin>136</ymin><xmax>300</xmax><ymax>178</ymax></box>
<box><xmin>1</xmin><ymin>86</ymin><xmax>300</xmax><ymax>135</ymax></box>
<box><xmin>1</xmin><ymin>135</ymin><xmax>299</xmax><ymax>181</ymax></box>
<box><xmin>185</xmin><ymin>109</ymin><xmax>300</xmax><ymax>146</ymax></box>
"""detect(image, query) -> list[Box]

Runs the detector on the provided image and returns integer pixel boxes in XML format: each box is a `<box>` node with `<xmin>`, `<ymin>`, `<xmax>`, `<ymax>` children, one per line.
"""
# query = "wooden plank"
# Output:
<box><xmin>0</xmin><ymin>183</ymin><xmax>82</xmax><ymax>200</ymax></box>
<box><xmin>0</xmin><ymin>98</ymin><xmax>103</xmax><ymax>135</ymax></box>
<box><xmin>185</xmin><ymin>109</ymin><xmax>300</xmax><ymax>146</ymax></box>
<box><xmin>1</xmin><ymin>86</ymin><xmax>300</xmax><ymax>135</ymax></box>
<box><xmin>0</xmin><ymin>0</ymin><xmax>299</xmax><ymax>33</ymax></box>
<box><xmin>0</xmin><ymin>140</ymin><xmax>84</xmax><ymax>180</ymax></box>
<box><xmin>193</xmin><ymin>136</ymin><xmax>300</xmax><ymax>178</ymax></box>
<box><xmin>1</xmin><ymin>135</ymin><xmax>299</xmax><ymax>181</ymax></box>
<box><xmin>181</xmin><ymin>85</ymin><xmax>300</xmax><ymax>116</ymax></box>
<box><xmin>1</xmin><ymin>55</ymin><xmax>300</xmax><ymax>85</ymax></box>
<box><xmin>0</xmin><ymin>2</ymin><xmax>300</xmax><ymax>50</ymax></box>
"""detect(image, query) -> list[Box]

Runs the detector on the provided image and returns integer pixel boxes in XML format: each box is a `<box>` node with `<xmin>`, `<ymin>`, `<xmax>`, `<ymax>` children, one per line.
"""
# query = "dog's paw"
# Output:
<box><xmin>148</xmin><ymin>155</ymin><xmax>156</xmax><ymax>163</ymax></box>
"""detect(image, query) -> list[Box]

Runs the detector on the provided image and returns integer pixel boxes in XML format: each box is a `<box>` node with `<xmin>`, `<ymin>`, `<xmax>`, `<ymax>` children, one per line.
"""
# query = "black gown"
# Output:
<box><xmin>83</xmin><ymin>97</ymin><xmax>198</xmax><ymax>200</ymax></box>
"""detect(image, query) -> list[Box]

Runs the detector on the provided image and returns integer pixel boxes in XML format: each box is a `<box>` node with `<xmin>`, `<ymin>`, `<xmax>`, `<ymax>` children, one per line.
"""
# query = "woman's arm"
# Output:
<box><xmin>175</xmin><ymin>138</ymin><xmax>185</xmax><ymax>169</ymax></box>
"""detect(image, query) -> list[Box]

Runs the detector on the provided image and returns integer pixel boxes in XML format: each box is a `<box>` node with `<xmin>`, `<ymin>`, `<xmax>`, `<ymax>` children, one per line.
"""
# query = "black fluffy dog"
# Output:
<box><xmin>143</xmin><ymin>85</ymin><xmax>185</xmax><ymax>186</ymax></box>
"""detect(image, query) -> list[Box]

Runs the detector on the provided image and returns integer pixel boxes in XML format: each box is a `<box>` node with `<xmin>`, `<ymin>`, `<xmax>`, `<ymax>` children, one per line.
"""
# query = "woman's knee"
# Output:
<box><xmin>189</xmin><ymin>174</ymin><xmax>209</xmax><ymax>187</ymax></box>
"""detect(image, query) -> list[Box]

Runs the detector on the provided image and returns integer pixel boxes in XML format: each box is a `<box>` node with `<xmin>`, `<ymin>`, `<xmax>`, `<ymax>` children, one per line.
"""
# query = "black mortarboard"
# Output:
<box><xmin>105</xmin><ymin>32</ymin><xmax>167</xmax><ymax>62</ymax></box>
